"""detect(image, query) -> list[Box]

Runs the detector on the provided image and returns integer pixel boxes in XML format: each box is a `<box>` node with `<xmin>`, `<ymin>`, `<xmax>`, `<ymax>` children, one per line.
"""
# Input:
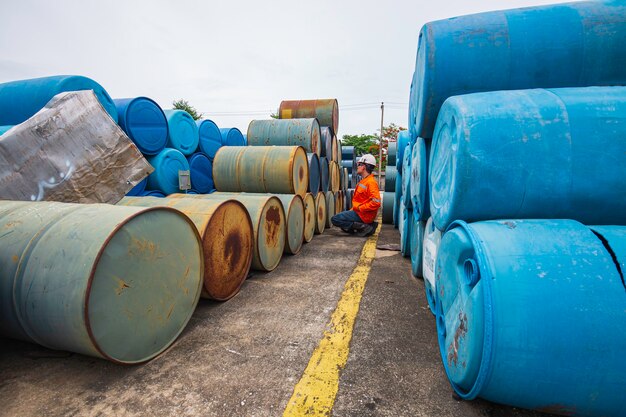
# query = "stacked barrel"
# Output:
<box><xmin>407</xmin><ymin>2</ymin><xmax>626</xmax><ymax>415</ymax></box>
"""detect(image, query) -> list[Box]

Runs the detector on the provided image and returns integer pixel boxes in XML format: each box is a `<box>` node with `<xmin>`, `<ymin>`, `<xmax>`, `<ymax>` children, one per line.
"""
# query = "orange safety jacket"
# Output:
<box><xmin>352</xmin><ymin>173</ymin><xmax>381</xmax><ymax>224</ymax></box>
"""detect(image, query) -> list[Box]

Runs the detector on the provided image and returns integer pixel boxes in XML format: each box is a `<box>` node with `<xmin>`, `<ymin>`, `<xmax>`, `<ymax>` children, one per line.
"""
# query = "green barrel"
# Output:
<box><xmin>247</xmin><ymin>118</ymin><xmax>321</xmax><ymax>156</ymax></box>
<box><xmin>0</xmin><ymin>201</ymin><xmax>203</xmax><ymax>364</ymax></box>
<box><xmin>172</xmin><ymin>193</ymin><xmax>286</xmax><ymax>272</ymax></box>
<box><xmin>382</xmin><ymin>191</ymin><xmax>394</xmax><ymax>224</ymax></box>
<box><xmin>387</xmin><ymin>141</ymin><xmax>397</xmax><ymax>166</ymax></box>
<box><xmin>279</xmin><ymin>99</ymin><xmax>339</xmax><ymax>136</ymax></box>
<box><xmin>303</xmin><ymin>193</ymin><xmax>316</xmax><ymax>243</ymax></box>
<box><xmin>315</xmin><ymin>192</ymin><xmax>327</xmax><ymax>234</ymax></box>
<box><xmin>275</xmin><ymin>194</ymin><xmax>305</xmax><ymax>255</ymax></box>
<box><xmin>213</xmin><ymin>146</ymin><xmax>309</xmax><ymax>197</ymax></box>
<box><xmin>385</xmin><ymin>165</ymin><xmax>397</xmax><ymax>192</ymax></box>
<box><xmin>117</xmin><ymin>196</ymin><xmax>253</xmax><ymax>301</ymax></box>
<box><xmin>325</xmin><ymin>191</ymin><xmax>335</xmax><ymax>228</ymax></box>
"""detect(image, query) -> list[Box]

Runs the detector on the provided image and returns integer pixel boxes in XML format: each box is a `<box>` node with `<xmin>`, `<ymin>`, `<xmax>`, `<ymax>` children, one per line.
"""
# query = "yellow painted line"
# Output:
<box><xmin>283</xmin><ymin>222</ymin><xmax>382</xmax><ymax>417</ymax></box>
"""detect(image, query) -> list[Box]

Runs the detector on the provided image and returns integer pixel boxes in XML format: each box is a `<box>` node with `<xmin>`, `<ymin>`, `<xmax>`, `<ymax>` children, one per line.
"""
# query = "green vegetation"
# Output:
<box><xmin>172</xmin><ymin>99</ymin><xmax>203</xmax><ymax>120</ymax></box>
<box><xmin>341</xmin><ymin>123</ymin><xmax>406</xmax><ymax>170</ymax></box>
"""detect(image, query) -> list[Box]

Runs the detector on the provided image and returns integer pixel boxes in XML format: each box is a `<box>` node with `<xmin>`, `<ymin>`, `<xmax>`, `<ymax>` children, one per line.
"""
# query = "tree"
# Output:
<box><xmin>172</xmin><ymin>99</ymin><xmax>203</xmax><ymax>120</ymax></box>
<box><xmin>270</xmin><ymin>110</ymin><xmax>279</xmax><ymax>119</ymax></box>
<box><xmin>342</xmin><ymin>124</ymin><xmax>407</xmax><ymax>171</ymax></box>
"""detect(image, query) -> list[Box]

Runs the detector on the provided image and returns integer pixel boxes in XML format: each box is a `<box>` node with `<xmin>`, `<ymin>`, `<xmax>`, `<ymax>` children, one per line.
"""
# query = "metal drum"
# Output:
<box><xmin>0</xmin><ymin>201</ymin><xmax>203</xmax><ymax>364</ymax></box>
<box><xmin>213</xmin><ymin>146</ymin><xmax>309</xmax><ymax>197</ymax></box>
<box><xmin>275</xmin><ymin>194</ymin><xmax>305</xmax><ymax>255</ymax></box>
<box><xmin>382</xmin><ymin>192</ymin><xmax>394</xmax><ymax>224</ymax></box>
<box><xmin>279</xmin><ymin>99</ymin><xmax>339</xmax><ymax>136</ymax></box>
<box><xmin>320</xmin><ymin>127</ymin><xmax>332</xmax><ymax>158</ymax></box>
<box><xmin>307</xmin><ymin>153</ymin><xmax>321</xmax><ymax>197</ymax></box>
<box><xmin>319</xmin><ymin>156</ymin><xmax>330</xmax><ymax>193</ymax></box>
<box><xmin>329</xmin><ymin>161</ymin><xmax>341</xmax><ymax>193</ymax></box>
<box><xmin>114</xmin><ymin>97</ymin><xmax>167</xmax><ymax>155</ymax></box>
<box><xmin>163</xmin><ymin>109</ymin><xmax>199</xmax><ymax>156</ymax></box>
<box><xmin>315</xmin><ymin>192</ymin><xmax>327</xmax><ymax>234</ymax></box>
<box><xmin>247</xmin><ymin>118</ymin><xmax>321</xmax><ymax>156</ymax></box>
<box><xmin>385</xmin><ymin>165</ymin><xmax>397</xmax><ymax>192</ymax></box>
<box><xmin>118</xmin><ymin>196</ymin><xmax>253</xmax><ymax>301</ymax></box>
<box><xmin>302</xmin><ymin>193</ymin><xmax>316</xmax><ymax>243</ymax></box>
<box><xmin>325</xmin><ymin>191</ymin><xmax>335</xmax><ymax>228</ymax></box>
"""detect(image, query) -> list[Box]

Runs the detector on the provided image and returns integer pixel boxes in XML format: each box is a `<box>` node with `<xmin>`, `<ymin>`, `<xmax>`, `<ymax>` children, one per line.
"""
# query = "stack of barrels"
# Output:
<box><xmin>407</xmin><ymin>2</ymin><xmax>626</xmax><ymax>415</ymax></box>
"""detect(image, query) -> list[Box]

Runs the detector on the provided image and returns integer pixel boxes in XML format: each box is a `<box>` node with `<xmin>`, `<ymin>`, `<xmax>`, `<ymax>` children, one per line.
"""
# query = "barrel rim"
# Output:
<box><xmin>314</xmin><ymin>192</ymin><xmax>327</xmax><ymax>234</ymax></box>
<box><xmin>303</xmin><ymin>192</ymin><xmax>316</xmax><ymax>243</ymax></box>
<box><xmin>83</xmin><ymin>206</ymin><xmax>204</xmax><ymax>365</ymax></box>
<box><xmin>284</xmin><ymin>194</ymin><xmax>305</xmax><ymax>255</ymax></box>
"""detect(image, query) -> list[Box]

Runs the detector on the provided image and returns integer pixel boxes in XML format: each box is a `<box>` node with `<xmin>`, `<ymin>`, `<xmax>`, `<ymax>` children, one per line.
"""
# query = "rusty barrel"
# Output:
<box><xmin>213</xmin><ymin>146</ymin><xmax>309</xmax><ymax>197</ymax></box>
<box><xmin>279</xmin><ymin>99</ymin><xmax>339</xmax><ymax>136</ymax></box>
<box><xmin>118</xmin><ymin>196</ymin><xmax>253</xmax><ymax>301</ymax></box>
<box><xmin>329</xmin><ymin>161</ymin><xmax>341</xmax><ymax>193</ymax></box>
<box><xmin>314</xmin><ymin>192</ymin><xmax>327</xmax><ymax>234</ymax></box>
<box><xmin>0</xmin><ymin>201</ymin><xmax>203</xmax><ymax>364</ymax></box>
<box><xmin>319</xmin><ymin>156</ymin><xmax>330</xmax><ymax>193</ymax></box>
<box><xmin>307</xmin><ymin>153</ymin><xmax>320</xmax><ymax>197</ymax></box>
<box><xmin>303</xmin><ymin>193</ymin><xmax>316</xmax><ymax>243</ymax></box>
<box><xmin>247</xmin><ymin>118</ymin><xmax>321</xmax><ymax>156</ymax></box>
<box><xmin>325</xmin><ymin>191</ymin><xmax>335</xmax><ymax>228</ymax></box>
<box><xmin>274</xmin><ymin>194</ymin><xmax>305</xmax><ymax>255</ymax></box>
<box><xmin>334</xmin><ymin>191</ymin><xmax>343</xmax><ymax>214</ymax></box>
<box><xmin>172</xmin><ymin>193</ymin><xmax>286</xmax><ymax>272</ymax></box>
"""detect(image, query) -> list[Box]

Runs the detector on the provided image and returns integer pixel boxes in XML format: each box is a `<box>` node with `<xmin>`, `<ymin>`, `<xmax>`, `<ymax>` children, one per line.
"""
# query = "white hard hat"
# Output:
<box><xmin>358</xmin><ymin>154</ymin><xmax>376</xmax><ymax>166</ymax></box>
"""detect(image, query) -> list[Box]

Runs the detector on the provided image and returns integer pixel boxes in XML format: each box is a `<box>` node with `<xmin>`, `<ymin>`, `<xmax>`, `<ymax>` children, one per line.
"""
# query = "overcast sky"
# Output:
<box><xmin>0</xmin><ymin>0</ymin><xmax>571</xmax><ymax>137</ymax></box>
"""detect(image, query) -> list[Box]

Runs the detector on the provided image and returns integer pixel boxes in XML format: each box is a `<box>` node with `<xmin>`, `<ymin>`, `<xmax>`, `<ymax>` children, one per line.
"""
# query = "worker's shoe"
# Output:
<box><xmin>354</xmin><ymin>221</ymin><xmax>377</xmax><ymax>237</ymax></box>
<box><xmin>341</xmin><ymin>227</ymin><xmax>356</xmax><ymax>234</ymax></box>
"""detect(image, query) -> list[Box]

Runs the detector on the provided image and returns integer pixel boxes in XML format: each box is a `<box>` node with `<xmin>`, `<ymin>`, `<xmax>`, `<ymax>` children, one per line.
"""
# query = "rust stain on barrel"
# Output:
<box><xmin>265</xmin><ymin>206</ymin><xmax>281</xmax><ymax>245</ymax></box>
<box><xmin>225</xmin><ymin>231</ymin><xmax>240</xmax><ymax>266</ymax></box>
<box><xmin>299</xmin><ymin>166</ymin><xmax>305</xmax><ymax>182</ymax></box>
<box><xmin>447</xmin><ymin>311</ymin><xmax>467</xmax><ymax>367</ymax></box>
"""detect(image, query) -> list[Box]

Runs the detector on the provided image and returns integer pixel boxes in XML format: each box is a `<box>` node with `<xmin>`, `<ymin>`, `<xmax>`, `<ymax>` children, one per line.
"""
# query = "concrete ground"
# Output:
<box><xmin>0</xmin><ymin>224</ymin><xmax>554</xmax><ymax>417</ymax></box>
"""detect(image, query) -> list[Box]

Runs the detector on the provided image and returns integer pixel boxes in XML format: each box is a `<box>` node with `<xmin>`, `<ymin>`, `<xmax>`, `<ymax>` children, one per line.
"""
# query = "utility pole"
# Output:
<box><xmin>378</xmin><ymin>102</ymin><xmax>384</xmax><ymax>188</ymax></box>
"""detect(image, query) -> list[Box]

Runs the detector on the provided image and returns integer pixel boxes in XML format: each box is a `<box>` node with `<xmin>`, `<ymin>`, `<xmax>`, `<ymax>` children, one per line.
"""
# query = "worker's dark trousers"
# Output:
<box><xmin>331</xmin><ymin>210</ymin><xmax>363</xmax><ymax>229</ymax></box>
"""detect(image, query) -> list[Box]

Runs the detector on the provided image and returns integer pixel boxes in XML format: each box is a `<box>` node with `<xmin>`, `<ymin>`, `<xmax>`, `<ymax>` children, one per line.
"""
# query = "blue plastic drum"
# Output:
<box><xmin>187</xmin><ymin>152</ymin><xmax>215</xmax><ymax>194</ymax></box>
<box><xmin>114</xmin><ymin>97</ymin><xmax>167</xmax><ymax>155</ymax></box>
<box><xmin>163</xmin><ymin>110</ymin><xmax>199</xmax><ymax>156</ymax></box>
<box><xmin>126</xmin><ymin>177</ymin><xmax>148</xmax><ymax>196</ymax></box>
<box><xmin>146</xmin><ymin>148</ymin><xmax>190</xmax><ymax>195</ymax></box>
<box><xmin>319</xmin><ymin>156</ymin><xmax>329</xmax><ymax>193</ymax></box>
<box><xmin>196</xmin><ymin>119</ymin><xmax>222</xmax><ymax>159</ymax></box>
<box><xmin>219</xmin><ymin>127</ymin><xmax>245</xmax><ymax>147</ymax></box>
<box><xmin>307</xmin><ymin>153</ymin><xmax>320</xmax><ymax>197</ymax></box>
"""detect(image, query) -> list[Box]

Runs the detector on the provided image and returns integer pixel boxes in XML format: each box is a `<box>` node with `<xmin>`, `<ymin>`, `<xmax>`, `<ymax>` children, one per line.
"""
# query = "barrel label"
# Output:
<box><xmin>281</xmin><ymin>109</ymin><xmax>292</xmax><ymax>119</ymax></box>
<box><xmin>423</xmin><ymin>239</ymin><xmax>438</xmax><ymax>288</ymax></box>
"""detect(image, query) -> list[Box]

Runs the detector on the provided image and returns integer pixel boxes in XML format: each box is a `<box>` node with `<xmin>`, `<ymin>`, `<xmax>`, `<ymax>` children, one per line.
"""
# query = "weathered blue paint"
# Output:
<box><xmin>247</xmin><ymin>118</ymin><xmax>321</xmax><ymax>155</ymax></box>
<box><xmin>187</xmin><ymin>152</ymin><xmax>214</xmax><ymax>194</ymax></box>
<box><xmin>0</xmin><ymin>75</ymin><xmax>118</xmax><ymax>124</ymax></box>
<box><xmin>114</xmin><ymin>97</ymin><xmax>167</xmax><ymax>155</ymax></box>
<box><xmin>146</xmin><ymin>148</ymin><xmax>190</xmax><ymax>195</ymax></box>
<box><xmin>307</xmin><ymin>153</ymin><xmax>320</xmax><ymax>197</ymax></box>
<box><xmin>413</xmin><ymin>1</ymin><xmax>626</xmax><ymax>138</ymax></box>
<box><xmin>430</xmin><ymin>87</ymin><xmax>626</xmax><ymax>231</ymax></box>
<box><xmin>319</xmin><ymin>156</ymin><xmax>329</xmax><ymax>193</ymax></box>
<box><xmin>196</xmin><ymin>119</ymin><xmax>222</xmax><ymax>159</ymax></box>
<box><xmin>436</xmin><ymin>219</ymin><xmax>626</xmax><ymax>416</ymax></box>
<box><xmin>163</xmin><ymin>110</ymin><xmax>199</xmax><ymax>156</ymax></box>
<box><xmin>219</xmin><ymin>127</ymin><xmax>245</xmax><ymax>147</ymax></box>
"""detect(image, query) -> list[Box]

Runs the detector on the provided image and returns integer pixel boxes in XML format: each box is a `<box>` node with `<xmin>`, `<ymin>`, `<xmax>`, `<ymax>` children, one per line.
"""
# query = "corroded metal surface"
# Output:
<box><xmin>278</xmin><ymin>99</ymin><xmax>339</xmax><ymax>136</ymax></box>
<box><xmin>213</xmin><ymin>146</ymin><xmax>309</xmax><ymax>197</ymax></box>
<box><xmin>118</xmin><ymin>196</ymin><xmax>253</xmax><ymax>301</ymax></box>
<box><xmin>329</xmin><ymin>161</ymin><xmax>341</xmax><ymax>193</ymax></box>
<box><xmin>314</xmin><ymin>192</ymin><xmax>327</xmax><ymax>235</ymax></box>
<box><xmin>247</xmin><ymin>118</ymin><xmax>321</xmax><ymax>156</ymax></box>
<box><xmin>0</xmin><ymin>200</ymin><xmax>203</xmax><ymax>364</ymax></box>
<box><xmin>274</xmin><ymin>194</ymin><xmax>305</xmax><ymax>255</ymax></box>
<box><xmin>302</xmin><ymin>193</ymin><xmax>316</xmax><ymax>243</ymax></box>
<box><xmin>325</xmin><ymin>191</ymin><xmax>335</xmax><ymax>228</ymax></box>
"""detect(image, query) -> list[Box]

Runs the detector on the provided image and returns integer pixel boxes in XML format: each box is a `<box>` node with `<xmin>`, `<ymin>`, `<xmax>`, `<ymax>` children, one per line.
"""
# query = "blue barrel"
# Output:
<box><xmin>431</xmin><ymin>87</ymin><xmax>626</xmax><ymax>230</ymax></box>
<box><xmin>126</xmin><ymin>177</ymin><xmax>148</xmax><ymax>196</ymax></box>
<box><xmin>307</xmin><ymin>153</ymin><xmax>320</xmax><ymax>197</ymax></box>
<box><xmin>219</xmin><ymin>127</ymin><xmax>245</xmax><ymax>146</ymax></box>
<box><xmin>410</xmin><ymin>215</ymin><xmax>425</xmax><ymax>278</ymax></box>
<box><xmin>413</xmin><ymin>1</ymin><xmax>626</xmax><ymax>139</ymax></box>
<box><xmin>0</xmin><ymin>125</ymin><xmax>13</xmax><ymax>135</ymax></box>
<box><xmin>382</xmin><ymin>192</ymin><xmax>394</xmax><ymax>224</ymax></box>
<box><xmin>396</xmin><ymin>130</ymin><xmax>410</xmax><ymax>171</ymax></box>
<box><xmin>163</xmin><ymin>110</ymin><xmax>199</xmax><ymax>156</ymax></box>
<box><xmin>401</xmin><ymin>143</ymin><xmax>412</xmax><ymax>209</ymax></box>
<box><xmin>387</xmin><ymin>141</ymin><xmax>397</xmax><ymax>167</ymax></box>
<box><xmin>400</xmin><ymin>204</ymin><xmax>412</xmax><ymax>258</ymax></box>
<box><xmin>393</xmin><ymin>170</ymin><xmax>402</xmax><ymax>228</ymax></box>
<box><xmin>187</xmin><ymin>152</ymin><xmax>215</xmax><ymax>194</ymax></box>
<box><xmin>0</xmin><ymin>75</ymin><xmax>118</xmax><ymax>125</ymax></box>
<box><xmin>146</xmin><ymin>148</ymin><xmax>190</xmax><ymax>195</ymax></box>
<box><xmin>409</xmin><ymin>137</ymin><xmax>430</xmax><ymax>221</ymax></box>
<box><xmin>141</xmin><ymin>190</ymin><xmax>166</xmax><ymax>197</ymax></box>
<box><xmin>114</xmin><ymin>97</ymin><xmax>167</xmax><ymax>156</ymax></box>
<box><xmin>384</xmin><ymin>165</ymin><xmax>397</xmax><ymax>192</ymax></box>
<box><xmin>196</xmin><ymin>119</ymin><xmax>222</xmax><ymax>159</ymax></box>
<box><xmin>436</xmin><ymin>219</ymin><xmax>626</xmax><ymax>416</ymax></box>
<box><xmin>319</xmin><ymin>156</ymin><xmax>329</xmax><ymax>193</ymax></box>
<box><xmin>422</xmin><ymin>217</ymin><xmax>440</xmax><ymax>316</ymax></box>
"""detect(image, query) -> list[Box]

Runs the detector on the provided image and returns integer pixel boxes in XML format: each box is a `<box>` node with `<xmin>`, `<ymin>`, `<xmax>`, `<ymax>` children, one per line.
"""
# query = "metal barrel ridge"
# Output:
<box><xmin>146</xmin><ymin>148</ymin><xmax>190</xmax><ymax>195</ymax></box>
<box><xmin>307</xmin><ymin>153</ymin><xmax>320</xmax><ymax>197</ymax></box>
<box><xmin>0</xmin><ymin>201</ymin><xmax>203</xmax><ymax>364</ymax></box>
<box><xmin>213</xmin><ymin>146</ymin><xmax>309</xmax><ymax>197</ymax></box>
<box><xmin>163</xmin><ymin>110</ymin><xmax>199</xmax><ymax>156</ymax></box>
<box><xmin>278</xmin><ymin>99</ymin><xmax>339</xmax><ymax>136</ymax></box>
<box><xmin>114</xmin><ymin>97</ymin><xmax>168</xmax><ymax>156</ymax></box>
<box><xmin>274</xmin><ymin>194</ymin><xmax>305</xmax><ymax>255</ymax></box>
<box><xmin>302</xmin><ymin>193</ymin><xmax>316</xmax><ymax>243</ymax></box>
<box><xmin>324</xmin><ymin>191</ymin><xmax>335</xmax><ymax>228</ymax></box>
<box><xmin>430</xmin><ymin>87</ymin><xmax>626</xmax><ymax>231</ymax></box>
<box><xmin>319</xmin><ymin>156</ymin><xmax>330</xmax><ymax>193</ymax></box>
<box><xmin>314</xmin><ymin>192</ymin><xmax>327</xmax><ymax>234</ymax></box>
<box><xmin>413</xmin><ymin>1</ymin><xmax>626</xmax><ymax>139</ymax></box>
<box><xmin>247</xmin><ymin>118</ymin><xmax>321</xmax><ymax>156</ymax></box>
<box><xmin>0</xmin><ymin>75</ymin><xmax>118</xmax><ymax>125</ymax></box>
<box><xmin>436</xmin><ymin>220</ymin><xmax>626</xmax><ymax>416</ymax></box>
<box><xmin>118</xmin><ymin>196</ymin><xmax>253</xmax><ymax>301</ymax></box>
<box><xmin>173</xmin><ymin>193</ymin><xmax>286</xmax><ymax>272</ymax></box>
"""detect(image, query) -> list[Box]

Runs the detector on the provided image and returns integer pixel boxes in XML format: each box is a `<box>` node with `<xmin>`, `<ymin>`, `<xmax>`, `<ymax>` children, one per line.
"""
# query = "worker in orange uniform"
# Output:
<box><xmin>331</xmin><ymin>154</ymin><xmax>381</xmax><ymax>237</ymax></box>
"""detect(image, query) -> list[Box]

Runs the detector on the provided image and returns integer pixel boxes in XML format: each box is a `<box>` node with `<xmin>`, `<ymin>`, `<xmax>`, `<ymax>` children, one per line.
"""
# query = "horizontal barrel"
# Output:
<box><xmin>114</xmin><ymin>97</ymin><xmax>167</xmax><ymax>156</ymax></box>
<box><xmin>275</xmin><ymin>194</ymin><xmax>305</xmax><ymax>255</ymax></box>
<box><xmin>0</xmin><ymin>201</ymin><xmax>202</xmax><ymax>364</ymax></box>
<box><xmin>187</xmin><ymin>152</ymin><xmax>215</xmax><ymax>194</ymax></box>
<box><xmin>279</xmin><ymin>99</ymin><xmax>339</xmax><ymax>135</ymax></box>
<box><xmin>410</xmin><ymin>137</ymin><xmax>430</xmax><ymax>221</ymax></box>
<box><xmin>196</xmin><ymin>119</ymin><xmax>222</xmax><ymax>159</ymax></box>
<box><xmin>436</xmin><ymin>219</ymin><xmax>626</xmax><ymax>415</ymax></box>
<box><xmin>146</xmin><ymin>148</ymin><xmax>190</xmax><ymax>195</ymax></box>
<box><xmin>329</xmin><ymin>161</ymin><xmax>341</xmax><ymax>193</ymax></box>
<box><xmin>320</xmin><ymin>127</ymin><xmax>332</xmax><ymax>158</ymax></box>
<box><xmin>387</xmin><ymin>141</ymin><xmax>397</xmax><ymax>167</ymax></box>
<box><xmin>319</xmin><ymin>156</ymin><xmax>330</xmax><ymax>193</ymax></box>
<box><xmin>314</xmin><ymin>192</ymin><xmax>327</xmax><ymax>234</ymax></box>
<box><xmin>324</xmin><ymin>191</ymin><xmax>335</xmax><ymax>228</ymax></box>
<box><xmin>172</xmin><ymin>193</ymin><xmax>285</xmax><ymax>272</ymax></box>
<box><xmin>401</xmin><ymin>143</ymin><xmax>412</xmax><ymax>209</ymax></box>
<box><xmin>164</xmin><ymin>110</ymin><xmax>199</xmax><ymax>156</ymax></box>
<box><xmin>141</xmin><ymin>190</ymin><xmax>165</xmax><ymax>197</ymax></box>
<box><xmin>410</xmin><ymin>215</ymin><xmax>425</xmax><ymax>278</ymax></box>
<box><xmin>413</xmin><ymin>1</ymin><xmax>626</xmax><ymax>139</ymax></box>
<box><xmin>396</xmin><ymin>130</ymin><xmax>410</xmax><ymax>171</ymax></box>
<box><xmin>421</xmin><ymin>217</ymin><xmax>441</xmax><ymax>316</ymax></box>
<box><xmin>220</xmin><ymin>127</ymin><xmax>245</xmax><ymax>147</ymax></box>
<box><xmin>213</xmin><ymin>146</ymin><xmax>309</xmax><ymax>197</ymax></box>
<box><xmin>400</xmin><ymin>206</ymin><xmax>412</xmax><ymax>258</ymax></box>
<box><xmin>247</xmin><ymin>118</ymin><xmax>321</xmax><ymax>156</ymax></box>
<box><xmin>0</xmin><ymin>75</ymin><xmax>118</xmax><ymax>125</ymax></box>
<box><xmin>303</xmin><ymin>193</ymin><xmax>316</xmax><ymax>243</ymax></box>
<box><xmin>307</xmin><ymin>153</ymin><xmax>320</xmax><ymax>197</ymax></box>
<box><xmin>393</xmin><ymin>171</ymin><xmax>402</xmax><ymax>228</ymax></box>
<box><xmin>118</xmin><ymin>196</ymin><xmax>252</xmax><ymax>300</ymax></box>
<box><xmin>384</xmin><ymin>165</ymin><xmax>397</xmax><ymax>192</ymax></box>
<box><xmin>382</xmin><ymin>192</ymin><xmax>394</xmax><ymax>224</ymax></box>
<box><xmin>430</xmin><ymin>87</ymin><xmax>626</xmax><ymax>231</ymax></box>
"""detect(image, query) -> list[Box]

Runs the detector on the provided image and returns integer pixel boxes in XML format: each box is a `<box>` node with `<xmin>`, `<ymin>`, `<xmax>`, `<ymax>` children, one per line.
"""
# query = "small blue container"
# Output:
<box><xmin>0</xmin><ymin>75</ymin><xmax>118</xmax><ymax>125</ymax></box>
<box><xmin>187</xmin><ymin>152</ymin><xmax>215</xmax><ymax>194</ymax></box>
<box><xmin>114</xmin><ymin>97</ymin><xmax>167</xmax><ymax>155</ymax></box>
<box><xmin>146</xmin><ymin>148</ymin><xmax>190</xmax><ymax>195</ymax></box>
<box><xmin>126</xmin><ymin>177</ymin><xmax>148</xmax><ymax>196</ymax></box>
<box><xmin>219</xmin><ymin>127</ymin><xmax>245</xmax><ymax>147</ymax></box>
<box><xmin>163</xmin><ymin>110</ymin><xmax>199</xmax><ymax>156</ymax></box>
<box><xmin>307</xmin><ymin>153</ymin><xmax>320</xmax><ymax>197</ymax></box>
<box><xmin>319</xmin><ymin>156</ymin><xmax>329</xmax><ymax>193</ymax></box>
<box><xmin>196</xmin><ymin>119</ymin><xmax>222</xmax><ymax>159</ymax></box>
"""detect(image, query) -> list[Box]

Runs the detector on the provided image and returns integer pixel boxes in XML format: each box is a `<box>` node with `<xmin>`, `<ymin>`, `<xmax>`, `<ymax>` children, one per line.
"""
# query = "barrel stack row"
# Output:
<box><xmin>405</xmin><ymin>2</ymin><xmax>626</xmax><ymax>416</ymax></box>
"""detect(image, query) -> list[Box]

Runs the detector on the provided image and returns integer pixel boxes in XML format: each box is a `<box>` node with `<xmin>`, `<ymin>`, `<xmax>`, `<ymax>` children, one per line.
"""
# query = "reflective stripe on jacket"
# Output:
<box><xmin>352</xmin><ymin>174</ymin><xmax>381</xmax><ymax>223</ymax></box>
